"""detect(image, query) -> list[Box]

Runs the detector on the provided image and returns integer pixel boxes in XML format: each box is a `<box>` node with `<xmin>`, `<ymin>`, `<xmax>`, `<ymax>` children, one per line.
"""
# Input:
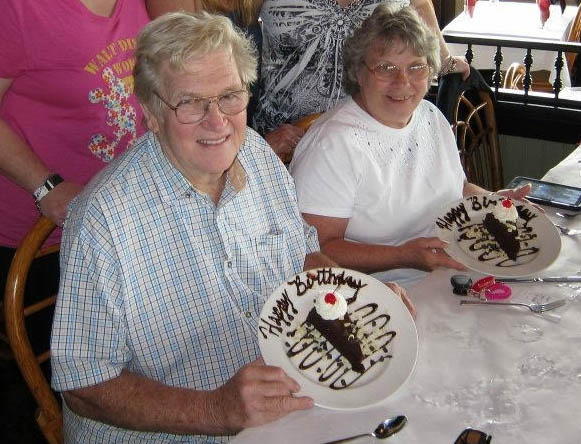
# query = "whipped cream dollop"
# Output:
<box><xmin>314</xmin><ymin>290</ymin><xmax>348</xmax><ymax>320</ymax></box>
<box><xmin>493</xmin><ymin>198</ymin><xmax>519</xmax><ymax>224</ymax></box>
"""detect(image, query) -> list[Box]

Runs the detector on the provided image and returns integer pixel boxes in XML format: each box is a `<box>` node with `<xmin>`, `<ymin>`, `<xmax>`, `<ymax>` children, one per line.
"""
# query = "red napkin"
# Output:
<box><xmin>466</xmin><ymin>0</ymin><xmax>477</xmax><ymax>18</ymax></box>
<box><xmin>538</xmin><ymin>0</ymin><xmax>550</xmax><ymax>26</ymax></box>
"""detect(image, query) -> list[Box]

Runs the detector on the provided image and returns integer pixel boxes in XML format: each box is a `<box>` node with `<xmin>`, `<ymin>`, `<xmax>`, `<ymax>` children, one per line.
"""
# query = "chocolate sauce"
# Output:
<box><xmin>438</xmin><ymin>196</ymin><xmax>541</xmax><ymax>267</ymax></box>
<box><xmin>457</xmin><ymin>215</ymin><xmax>539</xmax><ymax>267</ymax></box>
<box><xmin>260</xmin><ymin>269</ymin><xmax>398</xmax><ymax>390</ymax></box>
<box><xmin>284</xmin><ymin>303</ymin><xmax>397</xmax><ymax>390</ymax></box>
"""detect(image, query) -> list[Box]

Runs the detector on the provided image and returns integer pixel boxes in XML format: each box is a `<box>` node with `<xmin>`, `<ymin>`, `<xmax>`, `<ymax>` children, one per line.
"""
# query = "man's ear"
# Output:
<box><xmin>141</xmin><ymin>104</ymin><xmax>160</xmax><ymax>133</ymax></box>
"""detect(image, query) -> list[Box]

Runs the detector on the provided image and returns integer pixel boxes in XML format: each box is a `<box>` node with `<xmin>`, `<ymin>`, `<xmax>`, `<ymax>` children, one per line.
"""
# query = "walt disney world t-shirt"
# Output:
<box><xmin>0</xmin><ymin>0</ymin><xmax>149</xmax><ymax>247</ymax></box>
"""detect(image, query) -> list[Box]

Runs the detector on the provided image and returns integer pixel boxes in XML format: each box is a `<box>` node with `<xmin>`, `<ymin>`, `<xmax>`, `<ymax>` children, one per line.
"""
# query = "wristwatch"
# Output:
<box><xmin>33</xmin><ymin>173</ymin><xmax>64</xmax><ymax>204</ymax></box>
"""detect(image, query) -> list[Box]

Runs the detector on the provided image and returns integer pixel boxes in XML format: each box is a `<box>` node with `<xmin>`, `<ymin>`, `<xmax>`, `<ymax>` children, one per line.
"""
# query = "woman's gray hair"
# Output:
<box><xmin>343</xmin><ymin>5</ymin><xmax>440</xmax><ymax>95</ymax></box>
<box><xmin>134</xmin><ymin>11</ymin><xmax>258</xmax><ymax>118</ymax></box>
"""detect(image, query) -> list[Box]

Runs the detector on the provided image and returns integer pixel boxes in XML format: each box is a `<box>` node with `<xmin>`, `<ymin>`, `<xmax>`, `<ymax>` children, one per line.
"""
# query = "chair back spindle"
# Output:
<box><xmin>452</xmin><ymin>90</ymin><xmax>504</xmax><ymax>191</ymax></box>
<box><xmin>4</xmin><ymin>216</ymin><xmax>62</xmax><ymax>444</ymax></box>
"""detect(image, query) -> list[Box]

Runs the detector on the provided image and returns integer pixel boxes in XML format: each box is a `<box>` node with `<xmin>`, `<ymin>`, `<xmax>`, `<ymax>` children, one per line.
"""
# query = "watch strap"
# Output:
<box><xmin>33</xmin><ymin>173</ymin><xmax>64</xmax><ymax>203</ymax></box>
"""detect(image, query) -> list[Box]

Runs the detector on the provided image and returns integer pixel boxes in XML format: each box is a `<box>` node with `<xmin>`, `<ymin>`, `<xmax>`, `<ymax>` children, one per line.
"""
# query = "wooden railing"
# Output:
<box><xmin>442</xmin><ymin>33</ymin><xmax>581</xmax><ymax>143</ymax></box>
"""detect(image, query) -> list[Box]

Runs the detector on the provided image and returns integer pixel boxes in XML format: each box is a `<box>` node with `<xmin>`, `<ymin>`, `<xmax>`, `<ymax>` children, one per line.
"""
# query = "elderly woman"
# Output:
<box><xmin>50</xmin><ymin>12</ymin><xmax>337</xmax><ymax>443</ymax></box>
<box><xmin>290</xmin><ymin>5</ymin><xmax>529</xmax><ymax>285</ymax></box>
<box><xmin>254</xmin><ymin>0</ymin><xmax>470</xmax><ymax>161</ymax></box>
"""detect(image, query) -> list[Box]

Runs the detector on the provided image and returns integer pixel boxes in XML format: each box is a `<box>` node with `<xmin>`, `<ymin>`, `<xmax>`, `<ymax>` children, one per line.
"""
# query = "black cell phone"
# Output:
<box><xmin>506</xmin><ymin>176</ymin><xmax>581</xmax><ymax>211</ymax></box>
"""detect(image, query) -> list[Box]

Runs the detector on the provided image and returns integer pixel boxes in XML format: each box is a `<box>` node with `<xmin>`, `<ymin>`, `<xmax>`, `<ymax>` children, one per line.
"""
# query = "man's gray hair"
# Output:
<box><xmin>343</xmin><ymin>4</ymin><xmax>440</xmax><ymax>95</ymax></box>
<box><xmin>134</xmin><ymin>11</ymin><xmax>258</xmax><ymax>118</ymax></box>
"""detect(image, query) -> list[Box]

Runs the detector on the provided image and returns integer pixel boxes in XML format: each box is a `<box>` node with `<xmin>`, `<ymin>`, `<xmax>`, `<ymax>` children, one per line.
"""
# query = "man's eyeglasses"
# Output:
<box><xmin>454</xmin><ymin>428</ymin><xmax>492</xmax><ymax>444</ymax></box>
<box><xmin>154</xmin><ymin>89</ymin><xmax>250</xmax><ymax>124</ymax></box>
<box><xmin>364</xmin><ymin>61</ymin><xmax>431</xmax><ymax>82</ymax></box>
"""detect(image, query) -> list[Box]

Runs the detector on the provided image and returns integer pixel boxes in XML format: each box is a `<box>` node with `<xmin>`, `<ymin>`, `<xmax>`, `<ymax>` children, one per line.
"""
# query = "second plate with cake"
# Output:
<box><xmin>435</xmin><ymin>194</ymin><xmax>561</xmax><ymax>277</ymax></box>
<box><xmin>258</xmin><ymin>267</ymin><xmax>418</xmax><ymax>410</ymax></box>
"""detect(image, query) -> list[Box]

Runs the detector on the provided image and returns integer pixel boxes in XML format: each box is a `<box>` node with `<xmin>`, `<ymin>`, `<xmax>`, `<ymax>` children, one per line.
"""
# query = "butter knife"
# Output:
<box><xmin>497</xmin><ymin>276</ymin><xmax>581</xmax><ymax>283</ymax></box>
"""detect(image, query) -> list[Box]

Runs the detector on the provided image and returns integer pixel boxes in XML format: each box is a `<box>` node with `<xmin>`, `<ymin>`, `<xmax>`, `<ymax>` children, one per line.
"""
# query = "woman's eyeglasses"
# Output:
<box><xmin>454</xmin><ymin>428</ymin><xmax>492</xmax><ymax>444</ymax></box>
<box><xmin>364</xmin><ymin>62</ymin><xmax>431</xmax><ymax>82</ymax></box>
<box><xmin>154</xmin><ymin>89</ymin><xmax>250</xmax><ymax>124</ymax></box>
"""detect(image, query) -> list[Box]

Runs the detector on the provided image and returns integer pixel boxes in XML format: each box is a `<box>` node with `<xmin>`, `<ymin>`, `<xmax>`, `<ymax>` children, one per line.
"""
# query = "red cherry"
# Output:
<box><xmin>324</xmin><ymin>293</ymin><xmax>337</xmax><ymax>305</ymax></box>
<box><xmin>502</xmin><ymin>198</ymin><xmax>512</xmax><ymax>209</ymax></box>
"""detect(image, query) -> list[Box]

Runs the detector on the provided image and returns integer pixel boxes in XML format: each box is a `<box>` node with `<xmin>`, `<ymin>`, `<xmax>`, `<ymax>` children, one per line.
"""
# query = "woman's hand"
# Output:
<box><xmin>399</xmin><ymin>237</ymin><xmax>467</xmax><ymax>272</ymax></box>
<box><xmin>497</xmin><ymin>183</ymin><xmax>532</xmax><ymax>200</ymax></box>
<box><xmin>385</xmin><ymin>282</ymin><xmax>416</xmax><ymax>319</ymax></box>
<box><xmin>497</xmin><ymin>183</ymin><xmax>544</xmax><ymax>212</ymax></box>
<box><xmin>453</xmin><ymin>56</ymin><xmax>471</xmax><ymax>80</ymax></box>
<box><xmin>441</xmin><ymin>55</ymin><xmax>471</xmax><ymax>80</ymax></box>
<box><xmin>38</xmin><ymin>181</ymin><xmax>83</xmax><ymax>226</ymax></box>
<box><xmin>264</xmin><ymin>124</ymin><xmax>305</xmax><ymax>163</ymax></box>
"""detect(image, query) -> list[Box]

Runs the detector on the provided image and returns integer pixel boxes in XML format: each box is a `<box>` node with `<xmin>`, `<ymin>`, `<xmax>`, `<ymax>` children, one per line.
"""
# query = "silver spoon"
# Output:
<box><xmin>322</xmin><ymin>415</ymin><xmax>407</xmax><ymax>443</ymax></box>
<box><xmin>554</xmin><ymin>224</ymin><xmax>581</xmax><ymax>236</ymax></box>
<box><xmin>555</xmin><ymin>212</ymin><xmax>580</xmax><ymax>219</ymax></box>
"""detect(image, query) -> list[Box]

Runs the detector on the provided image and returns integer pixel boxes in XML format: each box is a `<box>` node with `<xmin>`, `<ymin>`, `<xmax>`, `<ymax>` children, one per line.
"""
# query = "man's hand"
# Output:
<box><xmin>264</xmin><ymin>124</ymin><xmax>305</xmax><ymax>163</ymax></box>
<box><xmin>212</xmin><ymin>358</ymin><xmax>314</xmax><ymax>432</ymax></box>
<box><xmin>398</xmin><ymin>237</ymin><xmax>466</xmax><ymax>272</ymax></box>
<box><xmin>38</xmin><ymin>181</ymin><xmax>83</xmax><ymax>226</ymax></box>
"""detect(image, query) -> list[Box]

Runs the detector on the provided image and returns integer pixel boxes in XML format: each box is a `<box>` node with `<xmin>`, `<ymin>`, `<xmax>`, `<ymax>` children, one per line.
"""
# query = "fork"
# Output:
<box><xmin>554</xmin><ymin>224</ymin><xmax>581</xmax><ymax>236</ymax></box>
<box><xmin>555</xmin><ymin>212</ymin><xmax>580</xmax><ymax>219</ymax></box>
<box><xmin>460</xmin><ymin>298</ymin><xmax>568</xmax><ymax>313</ymax></box>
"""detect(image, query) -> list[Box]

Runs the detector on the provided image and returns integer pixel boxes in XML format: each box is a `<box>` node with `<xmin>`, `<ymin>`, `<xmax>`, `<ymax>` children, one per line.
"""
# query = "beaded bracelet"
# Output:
<box><xmin>439</xmin><ymin>55</ymin><xmax>457</xmax><ymax>77</ymax></box>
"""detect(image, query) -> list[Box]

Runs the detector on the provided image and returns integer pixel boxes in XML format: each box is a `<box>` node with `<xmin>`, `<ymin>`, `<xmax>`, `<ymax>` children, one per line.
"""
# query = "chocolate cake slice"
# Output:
<box><xmin>482</xmin><ymin>212</ymin><xmax>520</xmax><ymax>260</ymax></box>
<box><xmin>306</xmin><ymin>308</ymin><xmax>365</xmax><ymax>373</ymax></box>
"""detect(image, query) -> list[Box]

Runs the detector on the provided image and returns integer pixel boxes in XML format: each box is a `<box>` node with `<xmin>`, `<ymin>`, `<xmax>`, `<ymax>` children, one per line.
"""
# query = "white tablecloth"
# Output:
<box><xmin>231</xmin><ymin>150</ymin><xmax>581</xmax><ymax>443</ymax></box>
<box><xmin>443</xmin><ymin>1</ymin><xmax>578</xmax><ymax>87</ymax></box>
<box><xmin>542</xmin><ymin>143</ymin><xmax>581</xmax><ymax>187</ymax></box>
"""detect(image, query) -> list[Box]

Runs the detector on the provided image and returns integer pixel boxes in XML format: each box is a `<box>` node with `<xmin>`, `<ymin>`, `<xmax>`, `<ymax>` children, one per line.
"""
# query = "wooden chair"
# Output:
<box><xmin>503</xmin><ymin>62</ymin><xmax>526</xmax><ymax>90</ymax></box>
<box><xmin>566</xmin><ymin>5</ymin><xmax>581</xmax><ymax>86</ymax></box>
<box><xmin>502</xmin><ymin>62</ymin><xmax>554</xmax><ymax>93</ymax></box>
<box><xmin>4</xmin><ymin>216</ymin><xmax>62</xmax><ymax>444</ymax></box>
<box><xmin>293</xmin><ymin>112</ymin><xmax>322</xmax><ymax>132</ymax></box>
<box><xmin>274</xmin><ymin>112</ymin><xmax>323</xmax><ymax>164</ymax></box>
<box><xmin>452</xmin><ymin>89</ymin><xmax>504</xmax><ymax>191</ymax></box>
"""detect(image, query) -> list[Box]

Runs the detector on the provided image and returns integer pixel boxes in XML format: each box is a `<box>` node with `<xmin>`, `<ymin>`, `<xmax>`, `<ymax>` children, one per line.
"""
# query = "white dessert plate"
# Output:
<box><xmin>258</xmin><ymin>267</ymin><xmax>418</xmax><ymax>410</ymax></box>
<box><xmin>435</xmin><ymin>194</ymin><xmax>561</xmax><ymax>277</ymax></box>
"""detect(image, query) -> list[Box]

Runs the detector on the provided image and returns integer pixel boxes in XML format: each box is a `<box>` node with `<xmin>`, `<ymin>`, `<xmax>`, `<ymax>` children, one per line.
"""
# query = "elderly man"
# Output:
<box><xmin>50</xmin><ymin>12</ymin><xmax>332</xmax><ymax>442</ymax></box>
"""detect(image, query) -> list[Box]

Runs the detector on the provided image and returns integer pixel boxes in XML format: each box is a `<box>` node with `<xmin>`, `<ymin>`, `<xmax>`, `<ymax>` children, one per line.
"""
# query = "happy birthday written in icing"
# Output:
<box><xmin>289</xmin><ymin>268</ymin><xmax>367</xmax><ymax>301</ymax></box>
<box><xmin>258</xmin><ymin>268</ymin><xmax>367</xmax><ymax>340</ymax></box>
<box><xmin>436</xmin><ymin>195</ymin><xmax>539</xmax><ymax>232</ymax></box>
<box><xmin>258</xmin><ymin>289</ymin><xmax>297</xmax><ymax>339</ymax></box>
<box><xmin>437</xmin><ymin>195</ymin><xmax>496</xmax><ymax>231</ymax></box>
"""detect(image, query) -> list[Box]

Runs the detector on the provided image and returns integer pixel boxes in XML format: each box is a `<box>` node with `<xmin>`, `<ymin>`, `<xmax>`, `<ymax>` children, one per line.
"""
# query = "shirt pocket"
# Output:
<box><xmin>250</xmin><ymin>230</ymin><xmax>291</xmax><ymax>285</ymax></box>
